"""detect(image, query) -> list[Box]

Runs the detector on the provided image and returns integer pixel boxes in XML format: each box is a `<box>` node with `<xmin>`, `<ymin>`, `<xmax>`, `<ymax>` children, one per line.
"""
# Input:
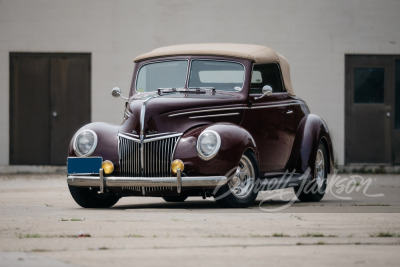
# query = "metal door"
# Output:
<box><xmin>345</xmin><ymin>55</ymin><xmax>398</xmax><ymax>164</ymax></box>
<box><xmin>10</xmin><ymin>53</ymin><xmax>91</xmax><ymax>165</ymax></box>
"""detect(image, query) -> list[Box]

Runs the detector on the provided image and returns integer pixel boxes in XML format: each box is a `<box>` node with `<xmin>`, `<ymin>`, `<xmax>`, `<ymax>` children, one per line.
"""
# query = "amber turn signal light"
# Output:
<box><xmin>171</xmin><ymin>159</ymin><xmax>184</xmax><ymax>175</ymax></box>
<box><xmin>102</xmin><ymin>160</ymin><xmax>114</xmax><ymax>175</ymax></box>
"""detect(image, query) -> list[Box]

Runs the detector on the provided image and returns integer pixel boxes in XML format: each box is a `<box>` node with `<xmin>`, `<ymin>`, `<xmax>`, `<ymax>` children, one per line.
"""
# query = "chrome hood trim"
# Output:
<box><xmin>140</xmin><ymin>95</ymin><xmax>160</xmax><ymax>136</ymax></box>
<box><xmin>118</xmin><ymin>132</ymin><xmax>182</xmax><ymax>143</ymax></box>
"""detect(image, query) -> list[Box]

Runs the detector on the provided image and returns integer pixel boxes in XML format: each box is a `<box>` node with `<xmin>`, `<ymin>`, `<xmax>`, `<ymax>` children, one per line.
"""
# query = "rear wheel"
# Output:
<box><xmin>162</xmin><ymin>196</ymin><xmax>188</xmax><ymax>202</ymax></box>
<box><xmin>68</xmin><ymin>185</ymin><xmax>120</xmax><ymax>208</ymax></box>
<box><xmin>214</xmin><ymin>151</ymin><xmax>259</xmax><ymax>208</ymax></box>
<box><xmin>294</xmin><ymin>141</ymin><xmax>328</xmax><ymax>202</ymax></box>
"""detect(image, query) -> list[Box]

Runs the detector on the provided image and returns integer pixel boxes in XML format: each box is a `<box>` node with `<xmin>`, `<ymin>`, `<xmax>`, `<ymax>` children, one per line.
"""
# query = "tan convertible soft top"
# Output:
<box><xmin>134</xmin><ymin>43</ymin><xmax>294</xmax><ymax>95</ymax></box>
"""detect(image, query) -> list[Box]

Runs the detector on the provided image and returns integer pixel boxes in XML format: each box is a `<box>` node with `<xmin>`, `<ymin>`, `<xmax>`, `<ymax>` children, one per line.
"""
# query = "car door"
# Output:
<box><xmin>242</xmin><ymin>63</ymin><xmax>300</xmax><ymax>175</ymax></box>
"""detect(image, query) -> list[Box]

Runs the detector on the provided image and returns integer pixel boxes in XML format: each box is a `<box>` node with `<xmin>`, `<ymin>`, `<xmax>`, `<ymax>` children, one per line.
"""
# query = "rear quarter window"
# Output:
<box><xmin>250</xmin><ymin>63</ymin><xmax>285</xmax><ymax>94</ymax></box>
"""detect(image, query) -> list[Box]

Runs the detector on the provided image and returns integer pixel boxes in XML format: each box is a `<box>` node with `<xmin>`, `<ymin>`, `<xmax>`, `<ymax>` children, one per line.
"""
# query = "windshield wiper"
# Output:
<box><xmin>188</xmin><ymin>87</ymin><xmax>216</xmax><ymax>94</ymax></box>
<box><xmin>157</xmin><ymin>87</ymin><xmax>187</xmax><ymax>95</ymax></box>
<box><xmin>157</xmin><ymin>87</ymin><xmax>215</xmax><ymax>95</ymax></box>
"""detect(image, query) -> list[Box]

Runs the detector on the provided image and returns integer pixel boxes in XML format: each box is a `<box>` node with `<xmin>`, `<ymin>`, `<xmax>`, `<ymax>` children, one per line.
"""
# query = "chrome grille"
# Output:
<box><xmin>118</xmin><ymin>133</ymin><xmax>181</xmax><ymax>177</ymax></box>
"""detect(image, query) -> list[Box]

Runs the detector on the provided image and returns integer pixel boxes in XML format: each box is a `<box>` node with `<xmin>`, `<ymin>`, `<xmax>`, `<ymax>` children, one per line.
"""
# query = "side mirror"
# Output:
<box><xmin>254</xmin><ymin>85</ymin><xmax>273</xmax><ymax>100</ymax></box>
<box><xmin>111</xmin><ymin>87</ymin><xmax>128</xmax><ymax>100</ymax></box>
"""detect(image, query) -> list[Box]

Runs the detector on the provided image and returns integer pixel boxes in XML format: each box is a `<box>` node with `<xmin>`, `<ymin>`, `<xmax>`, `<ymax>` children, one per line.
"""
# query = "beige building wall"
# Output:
<box><xmin>1</xmin><ymin>0</ymin><xmax>400</xmax><ymax>166</ymax></box>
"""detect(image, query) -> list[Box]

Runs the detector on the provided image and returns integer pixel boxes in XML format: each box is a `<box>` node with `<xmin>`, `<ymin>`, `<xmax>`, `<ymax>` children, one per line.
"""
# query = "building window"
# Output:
<box><xmin>354</xmin><ymin>68</ymin><xmax>384</xmax><ymax>103</ymax></box>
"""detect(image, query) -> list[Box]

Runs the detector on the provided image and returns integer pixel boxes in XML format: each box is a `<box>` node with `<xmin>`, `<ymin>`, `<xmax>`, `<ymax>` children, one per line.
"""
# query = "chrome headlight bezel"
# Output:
<box><xmin>73</xmin><ymin>130</ymin><xmax>98</xmax><ymax>157</ymax></box>
<box><xmin>196</xmin><ymin>130</ymin><xmax>221</xmax><ymax>161</ymax></box>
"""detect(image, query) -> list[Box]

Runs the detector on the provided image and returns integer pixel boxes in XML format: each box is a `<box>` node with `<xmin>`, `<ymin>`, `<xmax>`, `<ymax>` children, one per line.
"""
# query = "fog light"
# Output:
<box><xmin>171</xmin><ymin>159</ymin><xmax>184</xmax><ymax>175</ymax></box>
<box><xmin>102</xmin><ymin>160</ymin><xmax>114</xmax><ymax>175</ymax></box>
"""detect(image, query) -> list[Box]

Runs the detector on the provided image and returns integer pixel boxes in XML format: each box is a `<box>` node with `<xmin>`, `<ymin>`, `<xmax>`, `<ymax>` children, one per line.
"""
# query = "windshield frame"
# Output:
<box><xmin>135</xmin><ymin>59</ymin><xmax>190</xmax><ymax>93</ymax></box>
<box><xmin>188</xmin><ymin>59</ymin><xmax>246</xmax><ymax>92</ymax></box>
<box><xmin>132</xmin><ymin>56</ymin><xmax>247</xmax><ymax>95</ymax></box>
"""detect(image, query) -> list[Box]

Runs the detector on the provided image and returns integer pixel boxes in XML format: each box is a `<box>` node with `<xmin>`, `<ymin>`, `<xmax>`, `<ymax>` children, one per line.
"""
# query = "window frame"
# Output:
<box><xmin>250</xmin><ymin>62</ymin><xmax>286</xmax><ymax>95</ymax></box>
<box><xmin>188</xmin><ymin>59</ymin><xmax>246</xmax><ymax>92</ymax></box>
<box><xmin>135</xmin><ymin>59</ymin><xmax>190</xmax><ymax>93</ymax></box>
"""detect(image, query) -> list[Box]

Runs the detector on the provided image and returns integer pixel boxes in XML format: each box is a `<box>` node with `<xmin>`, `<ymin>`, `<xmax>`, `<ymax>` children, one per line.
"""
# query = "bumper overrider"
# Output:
<box><xmin>67</xmin><ymin>157</ymin><xmax>228</xmax><ymax>194</ymax></box>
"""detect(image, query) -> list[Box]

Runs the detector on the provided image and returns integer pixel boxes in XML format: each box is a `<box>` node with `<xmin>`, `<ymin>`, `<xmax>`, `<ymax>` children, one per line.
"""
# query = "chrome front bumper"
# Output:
<box><xmin>67</xmin><ymin>169</ymin><xmax>228</xmax><ymax>194</ymax></box>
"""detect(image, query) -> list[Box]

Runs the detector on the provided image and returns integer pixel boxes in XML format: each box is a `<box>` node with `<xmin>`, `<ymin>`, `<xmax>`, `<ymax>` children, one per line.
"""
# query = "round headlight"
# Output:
<box><xmin>196</xmin><ymin>130</ymin><xmax>221</xmax><ymax>160</ymax></box>
<box><xmin>73</xmin><ymin>130</ymin><xmax>98</xmax><ymax>157</ymax></box>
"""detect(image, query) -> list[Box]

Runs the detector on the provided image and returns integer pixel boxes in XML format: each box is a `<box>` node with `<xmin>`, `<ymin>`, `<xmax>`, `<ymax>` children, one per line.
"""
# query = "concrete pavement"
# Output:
<box><xmin>0</xmin><ymin>173</ymin><xmax>399</xmax><ymax>266</ymax></box>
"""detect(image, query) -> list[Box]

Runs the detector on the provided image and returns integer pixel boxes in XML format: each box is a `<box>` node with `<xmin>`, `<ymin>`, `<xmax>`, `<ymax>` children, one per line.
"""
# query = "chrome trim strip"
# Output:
<box><xmin>140</xmin><ymin>136</ymin><xmax>144</xmax><ymax>175</ymax></box>
<box><xmin>189</xmin><ymin>112</ymin><xmax>239</xmax><ymax>119</ymax></box>
<box><xmin>171</xmin><ymin>134</ymin><xmax>182</xmax><ymax>162</ymax></box>
<box><xmin>250</xmin><ymin>102</ymin><xmax>301</xmax><ymax>109</ymax></box>
<box><xmin>67</xmin><ymin>175</ymin><xmax>228</xmax><ymax>188</ymax></box>
<box><xmin>144</xmin><ymin>132</ymin><xmax>176</xmax><ymax>138</ymax></box>
<box><xmin>168</xmin><ymin>101</ymin><xmax>302</xmax><ymax>117</ymax></box>
<box><xmin>124</xmin><ymin>110</ymin><xmax>132</xmax><ymax>118</ymax></box>
<box><xmin>121</xmin><ymin>133</ymin><xmax>140</xmax><ymax>139</ymax></box>
<box><xmin>169</xmin><ymin>106</ymin><xmax>247</xmax><ymax>117</ymax></box>
<box><xmin>140</xmin><ymin>95</ymin><xmax>159</xmax><ymax>136</ymax></box>
<box><xmin>139</xmin><ymin>96</ymin><xmax>165</xmax><ymax>176</ymax></box>
<box><xmin>68</xmin><ymin>172</ymin><xmax>99</xmax><ymax>176</ymax></box>
<box><xmin>118</xmin><ymin>133</ymin><xmax>182</xmax><ymax>143</ymax></box>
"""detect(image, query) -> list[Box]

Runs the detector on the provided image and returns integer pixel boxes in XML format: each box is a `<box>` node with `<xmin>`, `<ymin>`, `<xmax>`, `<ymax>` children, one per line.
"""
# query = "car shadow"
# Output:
<box><xmin>111</xmin><ymin>198</ymin><xmax>345</xmax><ymax>210</ymax></box>
<box><xmin>112</xmin><ymin>199</ymin><xmax>221</xmax><ymax>210</ymax></box>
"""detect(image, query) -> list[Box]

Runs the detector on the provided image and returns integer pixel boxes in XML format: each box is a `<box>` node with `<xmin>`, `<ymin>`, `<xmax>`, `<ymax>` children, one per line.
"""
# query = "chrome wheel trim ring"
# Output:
<box><xmin>315</xmin><ymin>148</ymin><xmax>325</xmax><ymax>189</ymax></box>
<box><xmin>228</xmin><ymin>155</ymin><xmax>255</xmax><ymax>199</ymax></box>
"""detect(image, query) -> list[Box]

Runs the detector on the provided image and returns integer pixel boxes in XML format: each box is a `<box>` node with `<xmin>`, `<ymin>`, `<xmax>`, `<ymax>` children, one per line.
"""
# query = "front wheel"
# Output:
<box><xmin>294</xmin><ymin>141</ymin><xmax>328</xmax><ymax>202</ymax></box>
<box><xmin>214</xmin><ymin>152</ymin><xmax>259</xmax><ymax>208</ymax></box>
<box><xmin>68</xmin><ymin>185</ymin><xmax>120</xmax><ymax>208</ymax></box>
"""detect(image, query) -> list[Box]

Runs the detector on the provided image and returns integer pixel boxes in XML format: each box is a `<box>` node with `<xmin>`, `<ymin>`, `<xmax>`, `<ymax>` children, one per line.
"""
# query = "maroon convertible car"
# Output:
<box><xmin>67</xmin><ymin>43</ymin><xmax>334</xmax><ymax>208</ymax></box>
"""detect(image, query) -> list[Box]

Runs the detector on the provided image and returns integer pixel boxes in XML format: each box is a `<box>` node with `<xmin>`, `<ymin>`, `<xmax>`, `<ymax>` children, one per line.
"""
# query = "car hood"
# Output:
<box><xmin>118</xmin><ymin>92</ymin><xmax>246</xmax><ymax>136</ymax></box>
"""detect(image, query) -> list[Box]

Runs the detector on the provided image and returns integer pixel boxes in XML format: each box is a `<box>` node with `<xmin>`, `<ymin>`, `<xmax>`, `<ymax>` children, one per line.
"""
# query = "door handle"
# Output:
<box><xmin>386</xmin><ymin>112</ymin><xmax>391</xmax><ymax>118</ymax></box>
<box><xmin>52</xmin><ymin>111</ymin><xmax>58</xmax><ymax>118</ymax></box>
<box><xmin>286</xmin><ymin>110</ymin><xmax>293</xmax><ymax>114</ymax></box>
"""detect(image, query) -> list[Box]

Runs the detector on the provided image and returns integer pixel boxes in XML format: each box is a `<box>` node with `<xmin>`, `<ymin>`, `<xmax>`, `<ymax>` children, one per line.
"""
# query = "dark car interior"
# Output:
<box><xmin>250</xmin><ymin>63</ymin><xmax>285</xmax><ymax>94</ymax></box>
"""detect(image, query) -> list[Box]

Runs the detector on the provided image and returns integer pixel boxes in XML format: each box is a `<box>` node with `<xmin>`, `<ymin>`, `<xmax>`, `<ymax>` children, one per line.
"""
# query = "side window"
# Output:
<box><xmin>250</xmin><ymin>64</ymin><xmax>285</xmax><ymax>94</ymax></box>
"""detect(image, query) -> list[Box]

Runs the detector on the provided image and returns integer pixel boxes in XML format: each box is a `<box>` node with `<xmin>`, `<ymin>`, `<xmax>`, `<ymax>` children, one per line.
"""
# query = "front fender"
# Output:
<box><xmin>173</xmin><ymin>123</ymin><xmax>256</xmax><ymax>177</ymax></box>
<box><xmin>287</xmin><ymin>114</ymin><xmax>334</xmax><ymax>175</ymax></box>
<box><xmin>68</xmin><ymin>122</ymin><xmax>120</xmax><ymax>170</ymax></box>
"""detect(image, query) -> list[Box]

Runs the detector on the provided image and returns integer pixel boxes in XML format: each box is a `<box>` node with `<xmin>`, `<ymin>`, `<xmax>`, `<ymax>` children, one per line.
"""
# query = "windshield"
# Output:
<box><xmin>136</xmin><ymin>59</ymin><xmax>244</xmax><ymax>92</ymax></box>
<box><xmin>188</xmin><ymin>60</ymin><xmax>244</xmax><ymax>91</ymax></box>
<box><xmin>136</xmin><ymin>60</ymin><xmax>188</xmax><ymax>92</ymax></box>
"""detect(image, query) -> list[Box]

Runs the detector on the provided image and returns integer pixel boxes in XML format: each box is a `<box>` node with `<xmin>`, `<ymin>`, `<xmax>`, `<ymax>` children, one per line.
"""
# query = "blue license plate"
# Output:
<box><xmin>67</xmin><ymin>157</ymin><xmax>102</xmax><ymax>175</ymax></box>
